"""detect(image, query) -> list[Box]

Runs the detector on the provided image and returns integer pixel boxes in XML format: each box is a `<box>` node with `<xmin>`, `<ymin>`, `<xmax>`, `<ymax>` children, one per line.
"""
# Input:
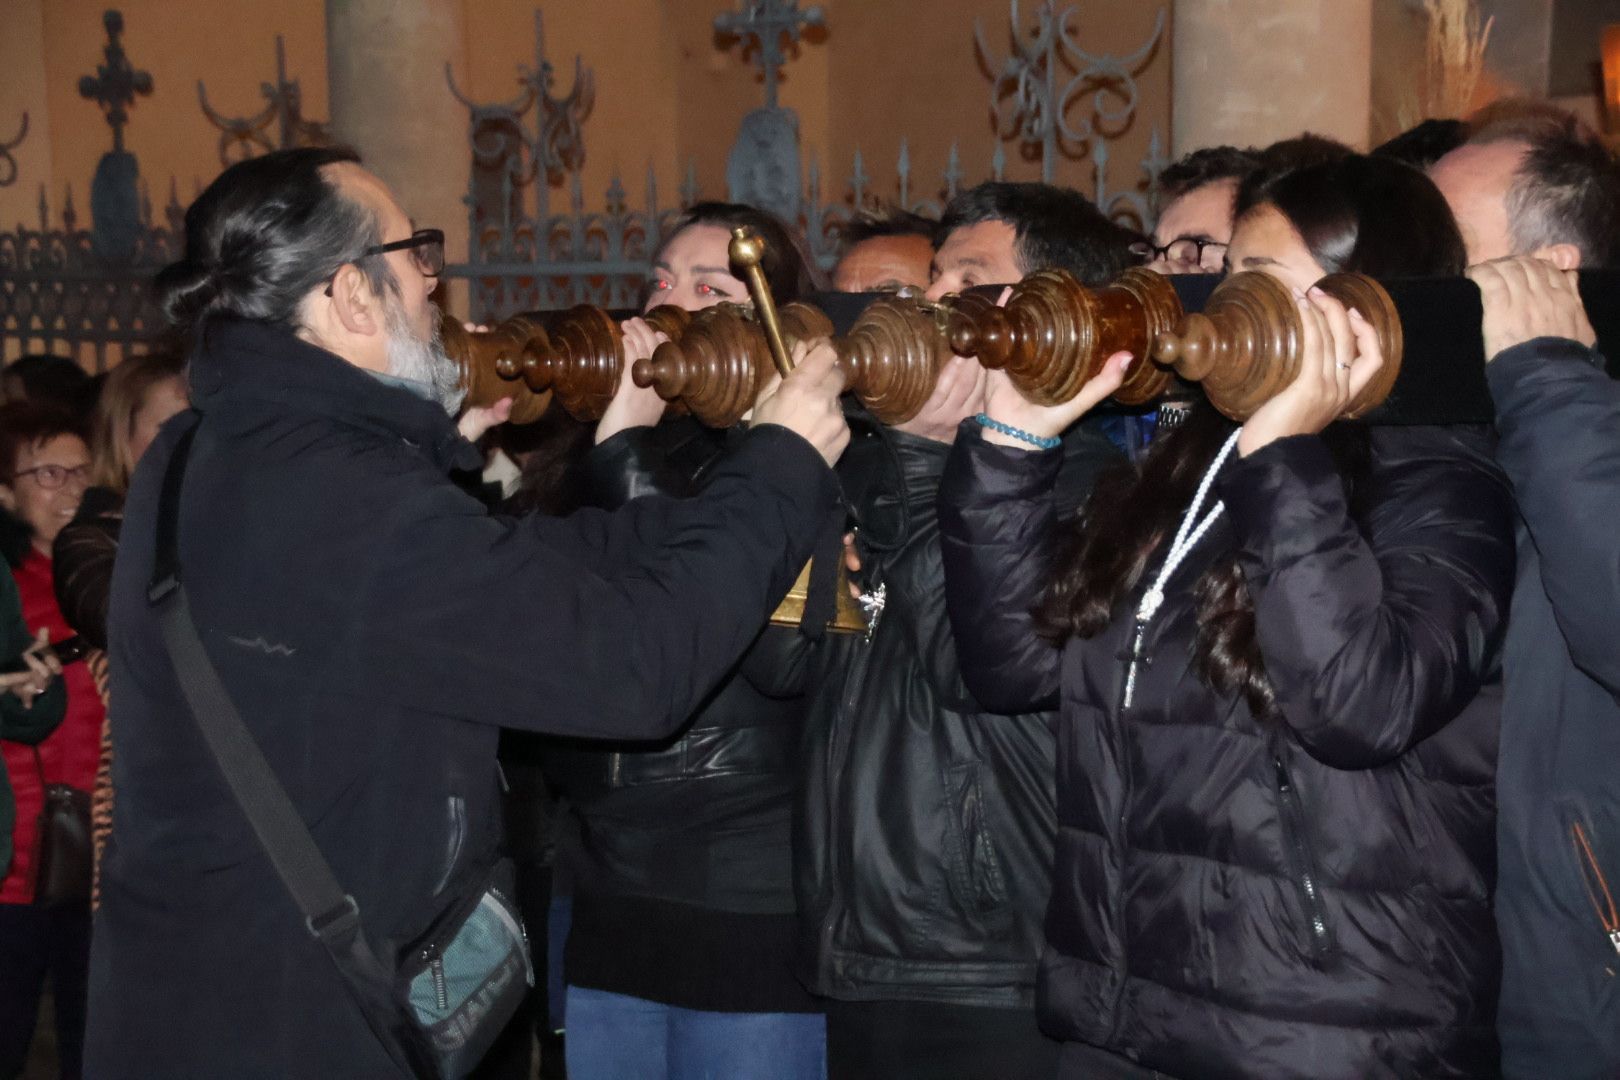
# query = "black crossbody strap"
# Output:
<box><xmin>147</xmin><ymin>419</ymin><xmax>419</xmax><ymax>1078</ymax></box>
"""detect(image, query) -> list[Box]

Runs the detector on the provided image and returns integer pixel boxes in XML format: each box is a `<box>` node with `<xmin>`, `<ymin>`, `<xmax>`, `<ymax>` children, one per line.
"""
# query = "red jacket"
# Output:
<box><xmin>2</xmin><ymin>549</ymin><xmax>104</xmax><ymax>905</ymax></box>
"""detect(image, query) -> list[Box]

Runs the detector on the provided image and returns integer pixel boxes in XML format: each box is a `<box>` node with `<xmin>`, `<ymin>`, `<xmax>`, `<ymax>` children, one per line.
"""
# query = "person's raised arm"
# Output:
<box><xmin>1476</xmin><ymin>256</ymin><xmax>1620</xmax><ymax>699</ymax></box>
<box><xmin>347</xmin><ymin>344</ymin><xmax>849</xmax><ymax>740</ymax></box>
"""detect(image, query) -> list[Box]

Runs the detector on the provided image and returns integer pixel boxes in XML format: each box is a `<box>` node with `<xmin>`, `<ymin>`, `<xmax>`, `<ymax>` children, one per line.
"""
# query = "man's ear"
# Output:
<box><xmin>0</xmin><ymin>483</ymin><xmax>16</xmax><ymax>514</ymax></box>
<box><xmin>1532</xmin><ymin>243</ymin><xmax>1582</xmax><ymax>271</ymax></box>
<box><xmin>329</xmin><ymin>264</ymin><xmax>385</xmax><ymax>338</ymax></box>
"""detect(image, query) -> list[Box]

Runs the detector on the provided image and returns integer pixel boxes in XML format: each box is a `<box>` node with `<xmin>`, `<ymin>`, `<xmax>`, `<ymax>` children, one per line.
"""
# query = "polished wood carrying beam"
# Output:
<box><xmin>447</xmin><ymin>269</ymin><xmax>1620</xmax><ymax>429</ymax></box>
<box><xmin>621</xmin><ymin>266</ymin><xmax>1402</xmax><ymax>427</ymax></box>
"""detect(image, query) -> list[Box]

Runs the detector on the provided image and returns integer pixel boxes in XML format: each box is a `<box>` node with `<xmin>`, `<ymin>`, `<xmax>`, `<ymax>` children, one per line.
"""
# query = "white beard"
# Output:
<box><xmin>383</xmin><ymin>296</ymin><xmax>465</xmax><ymax>416</ymax></box>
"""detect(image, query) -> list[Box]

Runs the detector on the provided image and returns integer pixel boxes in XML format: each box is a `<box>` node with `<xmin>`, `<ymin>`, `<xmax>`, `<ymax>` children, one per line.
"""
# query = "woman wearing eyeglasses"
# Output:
<box><xmin>0</xmin><ymin>402</ymin><xmax>106</xmax><ymax>1080</ymax></box>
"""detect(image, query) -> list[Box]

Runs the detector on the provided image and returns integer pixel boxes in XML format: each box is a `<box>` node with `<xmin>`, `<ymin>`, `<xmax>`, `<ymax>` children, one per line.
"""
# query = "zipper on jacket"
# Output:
<box><xmin>421</xmin><ymin>943</ymin><xmax>449</xmax><ymax>1012</ymax></box>
<box><xmin>820</xmin><ymin>637</ymin><xmax>876</xmax><ymax>990</ymax></box>
<box><xmin>1117</xmin><ymin>618</ymin><xmax>1150</xmax><ymax>712</ymax></box>
<box><xmin>1274</xmin><ymin>753</ymin><xmax>1335</xmax><ymax>960</ymax></box>
<box><xmin>1571</xmin><ymin>820</ymin><xmax>1620</xmax><ymax>956</ymax></box>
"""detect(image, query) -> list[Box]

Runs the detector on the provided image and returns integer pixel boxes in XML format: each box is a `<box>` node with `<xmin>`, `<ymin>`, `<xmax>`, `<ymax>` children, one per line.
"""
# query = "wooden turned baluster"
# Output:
<box><xmin>514</xmin><ymin>303</ymin><xmax>698</xmax><ymax>422</ymax></box>
<box><xmin>1151</xmin><ymin>271</ymin><xmax>1297</xmax><ymax>420</ymax></box>
<box><xmin>540</xmin><ymin>306</ymin><xmax>626</xmax><ymax>421</ymax></box>
<box><xmin>839</xmin><ymin>296</ymin><xmax>952</xmax><ymax>424</ymax></box>
<box><xmin>643</xmin><ymin>304</ymin><xmax>694</xmax><ymax>344</ymax></box>
<box><xmin>440</xmin><ymin>311</ymin><xmax>552</xmax><ymax>423</ymax></box>
<box><xmin>631</xmin><ymin>302</ymin><xmax>840</xmax><ymax>429</ymax></box>
<box><xmin>1104</xmin><ymin>268</ymin><xmax>1182</xmax><ymax>406</ymax></box>
<box><xmin>634</xmin><ymin>303</ymin><xmax>770</xmax><ymax>428</ymax></box>
<box><xmin>1315</xmin><ymin>273</ymin><xmax>1402</xmax><ymax>418</ymax></box>
<box><xmin>1151</xmin><ymin>270</ymin><xmax>1402</xmax><ymax>421</ymax></box>
<box><xmin>942</xmin><ymin>270</ymin><xmax>1185</xmax><ymax>407</ymax></box>
<box><xmin>632</xmin><ymin>295</ymin><xmax>978</xmax><ymax>429</ymax></box>
<box><xmin>944</xmin><ymin>293</ymin><xmax>1016</xmax><ymax>371</ymax></box>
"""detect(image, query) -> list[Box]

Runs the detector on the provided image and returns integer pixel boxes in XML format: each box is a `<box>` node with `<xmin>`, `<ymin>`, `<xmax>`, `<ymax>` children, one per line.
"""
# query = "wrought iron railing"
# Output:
<box><xmin>2</xmin><ymin>2</ymin><xmax>1169</xmax><ymax>359</ymax></box>
<box><xmin>1</xmin><ymin>182</ymin><xmax>183</xmax><ymax>368</ymax></box>
<box><xmin>446</xmin><ymin>0</ymin><xmax>1168</xmax><ymax>323</ymax></box>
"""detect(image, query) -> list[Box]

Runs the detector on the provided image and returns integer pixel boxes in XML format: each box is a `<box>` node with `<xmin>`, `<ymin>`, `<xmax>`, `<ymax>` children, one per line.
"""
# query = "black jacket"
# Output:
<box><xmin>86</xmin><ymin>319</ymin><xmax>838</xmax><ymax>1078</ymax></box>
<box><xmin>796</xmin><ymin>419</ymin><xmax>1117</xmax><ymax>1009</ymax></box>
<box><xmin>1488</xmin><ymin>338</ymin><xmax>1620</xmax><ymax>1079</ymax></box>
<box><xmin>546</xmin><ymin>416</ymin><xmax>822</xmax><ymax>1013</ymax></box>
<box><xmin>939</xmin><ymin>423</ymin><xmax>1514</xmax><ymax>1080</ymax></box>
<box><xmin>53</xmin><ymin>484</ymin><xmax>124</xmax><ymax>648</ymax></box>
<box><xmin>548</xmin><ymin>418</ymin><xmax>809</xmax><ymax>917</ymax></box>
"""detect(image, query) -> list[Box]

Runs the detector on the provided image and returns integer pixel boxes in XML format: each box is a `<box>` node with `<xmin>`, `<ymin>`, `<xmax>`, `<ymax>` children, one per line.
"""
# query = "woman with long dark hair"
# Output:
<box><xmin>937</xmin><ymin>152</ymin><xmax>1514</xmax><ymax>1079</ymax></box>
<box><xmin>545</xmin><ymin>202</ymin><xmax>833</xmax><ymax>1080</ymax></box>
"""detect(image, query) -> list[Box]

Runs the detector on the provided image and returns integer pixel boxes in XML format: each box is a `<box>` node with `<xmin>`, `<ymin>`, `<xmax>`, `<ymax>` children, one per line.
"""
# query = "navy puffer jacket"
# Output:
<box><xmin>938</xmin><ymin>421</ymin><xmax>1514</xmax><ymax>1080</ymax></box>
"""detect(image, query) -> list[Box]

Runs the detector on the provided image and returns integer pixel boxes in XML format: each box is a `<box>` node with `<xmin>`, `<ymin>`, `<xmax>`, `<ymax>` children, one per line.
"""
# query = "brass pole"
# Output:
<box><xmin>729</xmin><ymin>226</ymin><xmax>795</xmax><ymax>377</ymax></box>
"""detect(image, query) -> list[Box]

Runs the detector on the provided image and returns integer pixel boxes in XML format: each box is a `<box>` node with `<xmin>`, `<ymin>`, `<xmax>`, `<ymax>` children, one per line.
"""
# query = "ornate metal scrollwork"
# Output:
<box><xmin>197</xmin><ymin>36</ymin><xmax>329</xmax><ymax>165</ymax></box>
<box><xmin>975</xmin><ymin>0</ymin><xmax>1165</xmax><ymax>197</ymax></box>
<box><xmin>0</xmin><ymin>113</ymin><xmax>28</xmax><ymax>189</ymax></box>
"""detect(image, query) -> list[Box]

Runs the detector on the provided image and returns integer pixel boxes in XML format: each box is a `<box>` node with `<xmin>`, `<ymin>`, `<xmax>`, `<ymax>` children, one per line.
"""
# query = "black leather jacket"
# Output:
<box><xmin>795</xmin><ymin>418</ymin><xmax>1119</xmax><ymax>1008</ymax></box>
<box><xmin>546</xmin><ymin>418</ymin><xmax>810</xmax><ymax>915</ymax></box>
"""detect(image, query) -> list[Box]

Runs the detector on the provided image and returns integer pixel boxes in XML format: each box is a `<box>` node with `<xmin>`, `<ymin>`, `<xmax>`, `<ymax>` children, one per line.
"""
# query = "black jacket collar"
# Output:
<box><xmin>187</xmin><ymin>317</ymin><xmax>480</xmax><ymax>474</ymax></box>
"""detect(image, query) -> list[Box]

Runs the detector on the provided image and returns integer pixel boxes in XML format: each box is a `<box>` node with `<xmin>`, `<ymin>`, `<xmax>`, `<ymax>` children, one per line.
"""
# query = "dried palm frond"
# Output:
<box><xmin>1396</xmin><ymin>0</ymin><xmax>1494</xmax><ymax>131</ymax></box>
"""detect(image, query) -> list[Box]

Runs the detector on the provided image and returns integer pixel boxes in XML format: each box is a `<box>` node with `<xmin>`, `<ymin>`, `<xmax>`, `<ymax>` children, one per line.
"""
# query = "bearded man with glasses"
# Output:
<box><xmin>85</xmin><ymin>145</ymin><xmax>850</xmax><ymax>1078</ymax></box>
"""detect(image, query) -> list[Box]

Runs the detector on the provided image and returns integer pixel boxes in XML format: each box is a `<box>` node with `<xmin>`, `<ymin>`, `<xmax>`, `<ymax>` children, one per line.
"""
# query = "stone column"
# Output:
<box><xmin>1171</xmin><ymin>0</ymin><xmax>1374</xmax><ymax>156</ymax></box>
<box><xmin>326</xmin><ymin>0</ymin><xmax>467</xmax><ymax>306</ymax></box>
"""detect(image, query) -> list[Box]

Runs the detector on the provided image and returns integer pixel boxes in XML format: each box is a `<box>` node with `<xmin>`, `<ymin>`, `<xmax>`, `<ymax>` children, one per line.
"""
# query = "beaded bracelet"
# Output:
<box><xmin>972</xmin><ymin>413</ymin><xmax>1061</xmax><ymax>450</ymax></box>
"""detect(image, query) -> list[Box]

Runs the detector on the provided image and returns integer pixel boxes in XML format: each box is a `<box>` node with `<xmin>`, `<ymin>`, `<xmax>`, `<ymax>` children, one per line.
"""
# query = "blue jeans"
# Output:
<box><xmin>565</xmin><ymin>985</ymin><xmax>826</xmax><ymax>1080</ymax></box>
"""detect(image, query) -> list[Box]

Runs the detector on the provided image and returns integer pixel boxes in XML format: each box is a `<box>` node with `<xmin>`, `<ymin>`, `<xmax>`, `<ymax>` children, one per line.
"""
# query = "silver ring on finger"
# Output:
<box><xmin>1335</xmin><ymin>362</ymin><xmax>1352</xmax><ymax>370</ymax></box>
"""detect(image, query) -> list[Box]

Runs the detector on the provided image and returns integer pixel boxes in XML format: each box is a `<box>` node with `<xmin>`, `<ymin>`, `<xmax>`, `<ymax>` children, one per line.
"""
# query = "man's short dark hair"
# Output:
<box><xmin>1157</xmin><ymin>146</ymin><xmax>1260</xmax><ymax>205</ymax></box>
<box><xmin>937</xmin><ymin>181</ymin><xmax>1142</xmax><ymax>286</ymax></box>
<box><xmin>154</xmin><ymin>145</ymin><xmax>394</xmax><ymax>335</ymax></box>
<box><xmin>1463</xmin><ymin>98</ymin><xmax>1620</xmax><ymax>268</ymax></box>
<box><xmin>836</xmin><ymin>207</ymin><xmax>937</xmax><ymax>255</ymax></box>
<box><xmin>1371</xmin><ymin>119</ymin><xmax>1468</xmax><ymax>170</ymax></box>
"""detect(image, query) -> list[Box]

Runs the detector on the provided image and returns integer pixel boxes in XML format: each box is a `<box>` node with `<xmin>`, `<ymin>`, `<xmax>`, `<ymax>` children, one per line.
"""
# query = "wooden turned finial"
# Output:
<box><xmin>505</xmin><ymin>303</ymin><xmax>696</xmax><ymax>422</ymax></box>
<box><xmin>634</xmin><ymin>302</ymin><xmax>772</xmax><ymax>428</ymax></box>
<box><xmin>944</xmin><ymin>293</ymin><xmax>1015</xmax><ymax>370</ymax></box>
<box><xmin>1151</xmin><ymin>270</ymin><xmax>1402</xmax><ymax>420</ymax></box>
<box><xmin>1317</xmin><ymin>273</ymin><xmax>1402</xmax><ymax>419</ymax></box>
<box><xmin>946</xmin><ymin>267</ymin><xmax>1180</xmax><ymax>407</ymax></box>
<box><xmin>441</xmin><ymin>311</ymin><xmax>552</xmax><ymax>424</ymax></box>
<box><xmin>840</xmin><ymin>296</ymin><xmax>953</xmax><ymax>424</ymax></box>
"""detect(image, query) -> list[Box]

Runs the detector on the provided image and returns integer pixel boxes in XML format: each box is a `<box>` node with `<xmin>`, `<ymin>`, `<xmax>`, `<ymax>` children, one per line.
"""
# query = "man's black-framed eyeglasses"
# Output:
<box><xmin>1129</xmin><ymin>236</ymin><xmax>1228</xmax><ymax>271</ymax></box>
<box><xmin>324</xmin><ymin>228</ymin><xmax>445</xmax><ymax>295</ymax></box>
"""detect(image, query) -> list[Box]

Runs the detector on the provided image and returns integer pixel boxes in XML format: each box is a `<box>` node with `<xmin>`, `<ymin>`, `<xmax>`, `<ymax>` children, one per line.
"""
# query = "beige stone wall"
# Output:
<box><xmin>2</xmin><ymin>0</ymin><xmax>1173</xmax><ymax>254</ymax></box>
<box><xmin>1172</xmin><ymin>0</ymin><xmax>1374</xmax><ymax>154</ymax></box>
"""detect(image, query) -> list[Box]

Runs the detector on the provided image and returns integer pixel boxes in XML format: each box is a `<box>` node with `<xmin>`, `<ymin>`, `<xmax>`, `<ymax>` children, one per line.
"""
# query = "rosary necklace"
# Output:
<box><xmin>1121</xmin><ymin>431</ymin><xmax>1242</xmax><ymax>710</ymax></box>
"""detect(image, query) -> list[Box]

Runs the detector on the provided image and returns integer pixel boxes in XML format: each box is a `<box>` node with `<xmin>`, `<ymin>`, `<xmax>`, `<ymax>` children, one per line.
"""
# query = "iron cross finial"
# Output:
<box><xmin>714</xmin><ymin>0</ymin><xmax>826</xmax><ymax>110</ymax></box>
<box><xmin>78</xmin><ymin>9</ymin><xmax>153</xmax><ymax>154</ymax></box>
